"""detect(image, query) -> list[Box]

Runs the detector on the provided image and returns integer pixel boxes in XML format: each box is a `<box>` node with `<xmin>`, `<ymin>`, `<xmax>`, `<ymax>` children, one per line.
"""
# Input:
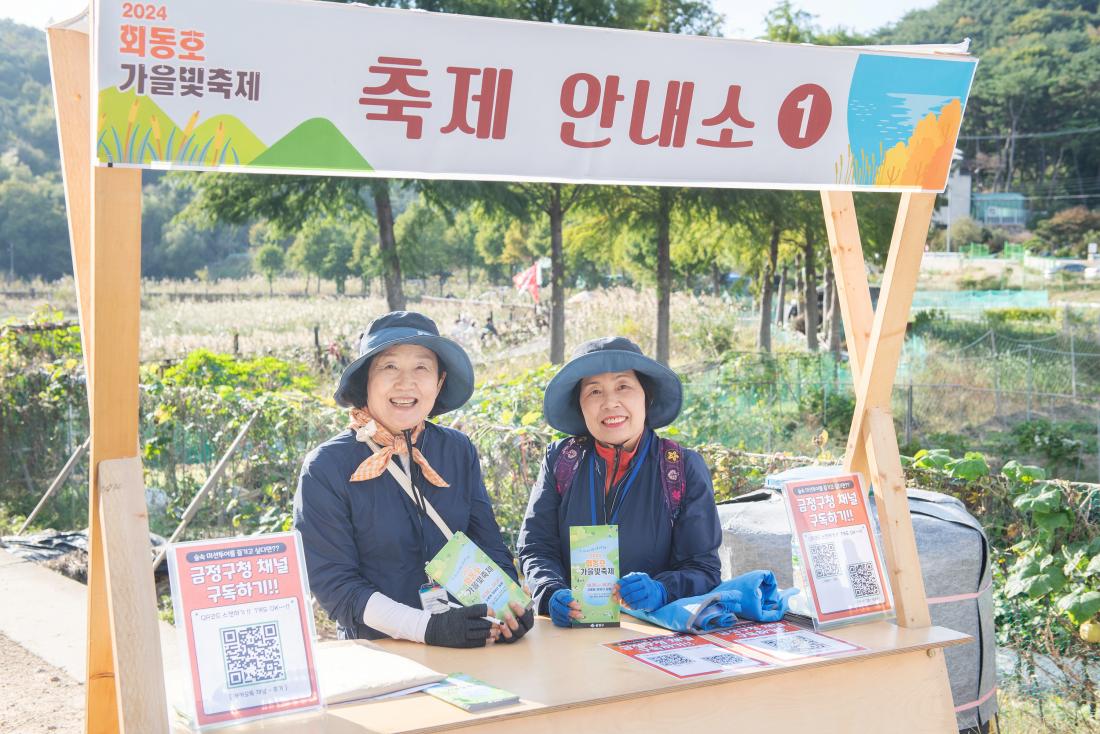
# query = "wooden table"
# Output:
<box><xmin>189</xmin><ymin>617</ymin><xmax>968</xmax><ymax>734</ymax></box>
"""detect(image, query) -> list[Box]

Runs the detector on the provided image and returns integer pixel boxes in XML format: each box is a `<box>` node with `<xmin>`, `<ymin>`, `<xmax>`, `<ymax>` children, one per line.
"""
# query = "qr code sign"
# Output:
<box><xmin>847</xmin><ymin>561</ymin><xmax>882</xmax><ymax>599</ymax></box>
<box><xmin>700</xmin><ymin>653</ymin><xmax>749</xmax><ymax>666</ymax></box>
<box><xmin>645</xmin><ymin>652</ymin><xmax>695</xmax><ymax>667</ymax></box>
<box><xmin>808</xmin><ymin>542</ymin><xmax>839</xmax><ymax>579</ymax></box>
<box><xmin>757</xmin><ymin>634</ymin><xmax>828</xmax><ymax>655</ymax></box>
<box><xmin>221</xmin><ymin>622</ymin><xmax>286</xmax><ymax>688</ymax></box>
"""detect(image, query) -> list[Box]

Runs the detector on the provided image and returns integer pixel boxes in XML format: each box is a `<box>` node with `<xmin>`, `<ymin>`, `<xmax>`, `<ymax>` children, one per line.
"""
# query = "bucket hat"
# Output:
<box><xmin>334</xmin><ymin>311</ymin><xmax>474</xmax><ymax>414</ymax></box>
<box><xmin>543</xmin><ymin>336</ymin><xmax>682</xmax><ymax>436</ymax></box>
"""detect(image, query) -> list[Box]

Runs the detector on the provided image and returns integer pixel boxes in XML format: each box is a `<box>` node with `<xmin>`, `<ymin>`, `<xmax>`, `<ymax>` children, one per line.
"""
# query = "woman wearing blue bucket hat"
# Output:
<box><xmin>293</xmin><ymin>311</ymin><xmax>532</xmax><ymax>647</ymax></box>
<box><xmin>517</xmin><ymin>337</ymin><xmax>722</xmax><ymax>627</ymax></box>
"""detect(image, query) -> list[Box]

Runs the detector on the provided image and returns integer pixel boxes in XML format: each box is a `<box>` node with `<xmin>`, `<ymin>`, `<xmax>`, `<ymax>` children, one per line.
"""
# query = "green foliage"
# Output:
<box><xmin>253</xmin><ymin>244</ymin><xmax>286</xmax><ymax>289</ymax></box>
<box><xmin>1004</xmin><ymin>419</ymin><xmax>1087</xmax><ymax>473</ymax></box>
<box><xmin>157</xmin><ymin>349</ymin><xmax>317</xmax><ymax>394</ymax></box>
<box><xmin>985</xmin><ymin>307</ymin><xmax>1058</xmax><ymax>325</ymax></box>
<box><xmin>906</xmin><ymin>448</ymin><xmax>1099</xmax><ymax>709</ymax></box>
<box><xmin>879</xmin><ymin>0</ymin><xmax>1100</xmax><ymax>211</ymax></box>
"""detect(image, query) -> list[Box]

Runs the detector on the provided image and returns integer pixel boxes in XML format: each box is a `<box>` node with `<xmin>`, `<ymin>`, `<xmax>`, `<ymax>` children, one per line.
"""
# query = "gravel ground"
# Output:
<box><xmin>0</xmin><ymin>632</ymin><xmax>82</xmax><ymax>734</ymax></box>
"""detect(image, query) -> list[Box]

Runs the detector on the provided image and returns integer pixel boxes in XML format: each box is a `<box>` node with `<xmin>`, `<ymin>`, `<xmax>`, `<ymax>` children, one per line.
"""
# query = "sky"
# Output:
<box><xmin>2</xmin><ymin>0</ymin><xmax>938</xmax><ymax>37</ymax></box>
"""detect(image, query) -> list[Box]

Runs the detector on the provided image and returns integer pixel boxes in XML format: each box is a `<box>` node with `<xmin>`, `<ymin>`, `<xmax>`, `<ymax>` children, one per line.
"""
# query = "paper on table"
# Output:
<box><xmin>315</xmin><ymin>640</ymin><xmax>446</xmax><ymax>705</ymax></box>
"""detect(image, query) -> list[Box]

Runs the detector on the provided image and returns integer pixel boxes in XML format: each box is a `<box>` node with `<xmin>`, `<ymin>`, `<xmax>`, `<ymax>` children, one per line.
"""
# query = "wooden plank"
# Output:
<box><xmin>820</xmin><ymin>191</ymin><xmax>874</xmax><ymax>376</ymax></box>
<box><xmin>842</xmin><ymin>192</ymin><xmax>935</xmax><ymax>474</ymax></box>
<box><xmin>46</xmin><ymin>23</ymin><xmax>93</xmax><ymax>362</ymax></box>
<box><xmin>821</xmin><ymin>190</ymin><xmax>876</xmax><ymax>482</ymax></box>
<box><xmin>830</xmin><ymin>191</ymin><xmax>936</xmax><ymax>629</ymax></box>
<box><xmin>89</xmin><ymin>163</ymin><xmax>146</xmax><ymax>732</ymax></box>
<box><xmin>45</xmin><ymin>22</ymin><xmax>121</xmax><ymax>734</ymax></box>
<box><xmin>864</xmin><ymin>407</ymin><xmax>932</xmax><ymax>628</ymax></box>
<box><xmin>389</xmin><ymin>651</ymin><xmax>957</xmax><ymax>734</ymax></box>
<box><xmin>344</xmin><ymin>620</ymin><xmax>962</xmax><ymax>734</ymax></box>
<box><xmin>171</xmin><ymin>619</ymin><xmax>964</xmax><ymax>733</ymax></box>
<box><xmin>99</xmin><ymin>458</ymin><xmax>169</xmax><ymax>733</ymax></box>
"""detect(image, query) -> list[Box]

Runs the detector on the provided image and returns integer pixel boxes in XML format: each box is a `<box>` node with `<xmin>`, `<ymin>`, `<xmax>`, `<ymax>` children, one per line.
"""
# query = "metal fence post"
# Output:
<box><xmin>1070</xmin><ymin>329</ymin><xmax>1077</xmax><ymax>399</ymax></box>
<box><xmin>991</xmin><ymin>330</ymin><xmax>1001</xmax><ymax>419</ymax></box>
<box><xmin>905</xmin><ymin>382</ymin><xmax>913</xmax><ymax>446</ymax></box>
<box><xmin>1027</xmin><ymin>344</ymin><xmax>1033</xmax><ymax>421</ymax></box>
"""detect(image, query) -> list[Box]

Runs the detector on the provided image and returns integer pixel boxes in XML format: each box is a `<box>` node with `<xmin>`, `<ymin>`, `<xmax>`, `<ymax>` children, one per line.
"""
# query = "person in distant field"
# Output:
<box><xmin>294</xmin><ymin>311</ymin><xmax>533</xmax><ymax>647</ymax></box>
<box><xmin>517</xmin><ymin>337</ymin><xmax>722</xmax><ymax>627</ymax></box>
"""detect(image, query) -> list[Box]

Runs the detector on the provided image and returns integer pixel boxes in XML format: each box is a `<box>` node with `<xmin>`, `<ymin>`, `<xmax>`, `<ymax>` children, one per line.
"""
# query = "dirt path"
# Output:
<box><xmin>0</xmin><ymin>632</ymin><xmax>82</xmax><ymax>734</ymax></box>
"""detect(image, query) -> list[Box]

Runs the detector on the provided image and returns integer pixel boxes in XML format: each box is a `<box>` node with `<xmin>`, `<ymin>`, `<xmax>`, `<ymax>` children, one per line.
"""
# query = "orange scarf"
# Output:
<box><xmin>348</xmin><ymin>408</ymin><xmax>449</xmax><ymax>487</ymax></box>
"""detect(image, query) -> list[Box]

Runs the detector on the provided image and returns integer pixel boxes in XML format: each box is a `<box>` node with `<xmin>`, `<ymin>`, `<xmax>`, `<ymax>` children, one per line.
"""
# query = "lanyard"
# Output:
<box><xmin>399</xmin><ymin>431</ymin><xmax>433</xmax><ymax>581</ymax></box>
<box><xmin>587</xmin><ymin>432</ymin><xmax>652</xmax><ymax>526</ymax></box>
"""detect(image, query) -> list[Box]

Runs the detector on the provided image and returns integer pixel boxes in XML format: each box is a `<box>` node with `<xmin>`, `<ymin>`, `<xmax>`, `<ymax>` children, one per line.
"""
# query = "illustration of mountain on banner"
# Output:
<box><xmin>840</xmin><ymin>53</ymin><xmax>976</xmax><ymax>190</ymax></box>
<box><xmin>96</xmin><ymin>88</ymin><xmax>372</xmax><ymax>171</ymax></box>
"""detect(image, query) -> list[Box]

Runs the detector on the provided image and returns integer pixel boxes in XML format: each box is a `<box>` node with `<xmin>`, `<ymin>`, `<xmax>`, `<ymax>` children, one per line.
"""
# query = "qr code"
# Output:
<box><xmin>221</xmin><ymin>622</ymin><xmax>286</xmax><ymax>688</ymax></box>
<box><xmin>756</xmin><ymin>634</ymin><xmax>828</xmax><ymax>655</ymax></box>
<box><xmin>848</xmin><ymin>561</ymin><xmax>882</xmax><ymax>599</ymax></box>
<box><xmin>700</xmin><ymin>653</ymin><xmax>749</xmax><ymax>666</ymax></box>
<box><xmin>646</xmin><ymin>652</ymin><xmax>695</xmax><ymax>667</ymax></box>
<box><xmin>808</xmin><ymin>542</ymin><xmax>839</xmax><ymax>578</ymax></box>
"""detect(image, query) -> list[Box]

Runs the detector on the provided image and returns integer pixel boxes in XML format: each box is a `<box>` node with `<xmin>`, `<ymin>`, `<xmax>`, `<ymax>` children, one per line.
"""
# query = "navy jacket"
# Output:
<box><xmin>293</xmin><ymin>422</ymin><xmax>518</xmax><ymax>640</ymax></box>
<box><xmin>517</xmin><ymin>429</ymin><xmax>722</xmax><ymax>615</ymax></box>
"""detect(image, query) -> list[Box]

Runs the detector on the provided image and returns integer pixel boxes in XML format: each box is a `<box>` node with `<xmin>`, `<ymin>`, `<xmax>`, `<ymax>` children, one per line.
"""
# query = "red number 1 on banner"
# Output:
<box><xmin>777</xmin><ymin>83</ymin><xmax>831</xmax><ymax>149</ymax></box>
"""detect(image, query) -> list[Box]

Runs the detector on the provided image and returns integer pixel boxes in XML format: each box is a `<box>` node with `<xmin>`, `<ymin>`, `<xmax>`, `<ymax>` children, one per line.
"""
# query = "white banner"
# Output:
<box><xmin>92</xmin><ymin>0</ymin><xmax>977</xmax><ymax>191</ymax></box>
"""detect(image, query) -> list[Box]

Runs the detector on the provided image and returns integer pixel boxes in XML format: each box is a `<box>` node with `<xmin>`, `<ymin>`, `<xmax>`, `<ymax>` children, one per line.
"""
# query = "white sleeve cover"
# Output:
<box><xmin>362</xmin><ymin>591</ymin><xmax>432</xmax><ymax>643</ymax></box>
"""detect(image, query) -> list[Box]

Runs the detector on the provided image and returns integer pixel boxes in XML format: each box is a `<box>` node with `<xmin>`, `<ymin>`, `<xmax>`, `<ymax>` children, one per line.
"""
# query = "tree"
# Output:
<box><xmin>289</xmin><ymin>216</ymin><xmax>360</xmax><ymax>294</ymax></box>
<box><xmin>0</xmin><ymin>161</ymin><xmax>69</xmax><ymax>280</ymax></box>
<box><xmin>181</xmin><ymin>172</ymin><xmax>405</xmax><ymax>307</ymax></box>
<box><xmin>253</xmin><ymin>245</ymin><xmax>285</xmax><ymax>295</ymax></box>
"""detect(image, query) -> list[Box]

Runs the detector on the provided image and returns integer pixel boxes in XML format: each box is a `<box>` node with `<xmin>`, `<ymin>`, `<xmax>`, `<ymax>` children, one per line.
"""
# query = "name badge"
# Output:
<box><xmin>419</xmin><ymin>582</ymin><xmax>449</xmax><ymax>614</ymax></box>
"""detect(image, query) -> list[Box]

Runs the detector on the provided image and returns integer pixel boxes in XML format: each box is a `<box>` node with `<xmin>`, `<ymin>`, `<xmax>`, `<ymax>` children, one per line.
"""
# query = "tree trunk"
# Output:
<box><xmin>656</xmin><ymin>188</ymin><xmax>672</xmax><ymax>365</ymax></box>
<box><xmin>756</xmin><ymin>223</ymin><xmax>780</xmax><ymax>353</ymax></box>
<box><xmin>711</xmin><ymin>263</ymin><xmax>722</xmax><ymax>296</ymax></box>
<box><xmin>372</xmin><ymin>180</ymin><xmax>406</xmax><ymax>311</ymax></box>
<box><xmin>803</xmin><ymin>228</ymin><xmax>819</xmax><ymax>352</ymax></box>
<box><xmin>826</xmin><ymin>265</ymin><xmax>841</xmax><ymax>356</ymax></box>
<box><xmin>549</xmin><ymin>184</ymin><xmax>566</xmax><ymax>364</ymax></box>
<box><xmin>776</xmin><ymin>265</ymin><xmax>788</xmax><ymax>326</ymax></box>
<box><xmin>268</xmin><ymin>276</ymin><xmax>273</xmax><ymax>297</ymax></box>
<box><xmin>303</xmin><ymin>272</ymin><xmax>310</xmax><ymax>296</ymax></box>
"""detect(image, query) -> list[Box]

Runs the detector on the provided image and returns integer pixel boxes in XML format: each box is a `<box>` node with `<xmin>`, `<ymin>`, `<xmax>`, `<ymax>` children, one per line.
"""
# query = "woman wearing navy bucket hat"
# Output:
<box><xmin>517</xmin><ymin>337</ymin><xmax>722</xmax><ymax>626</ymax></box>
<box><xmin>293</xmin><ymin>311</ymin><xmax>533</xmax><ymax>647</ymax></box>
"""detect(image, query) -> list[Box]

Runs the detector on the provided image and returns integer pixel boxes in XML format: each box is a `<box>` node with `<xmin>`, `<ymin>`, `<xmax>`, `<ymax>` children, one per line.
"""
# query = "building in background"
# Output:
<box><xmin>972</xmin><ymin>192</ymin><xmax>1029</xmax><ymax>228</ymax></box>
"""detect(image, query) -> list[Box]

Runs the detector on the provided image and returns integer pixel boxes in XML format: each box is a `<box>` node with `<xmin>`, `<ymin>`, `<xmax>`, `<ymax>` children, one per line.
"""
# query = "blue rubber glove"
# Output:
<box><xmin>549</xmin><ymin>588</ymin><xmax>577</xmax><ymax>628</ymax></box>
<box><xmin>724</xmin><ymin>570</ymin><xmax>800</xmax><ymax>623</ymax></box>
<box><xmin>616</xmin><ymin>572</ymin><xmax>667</xmax><ymax>612</ymax></box>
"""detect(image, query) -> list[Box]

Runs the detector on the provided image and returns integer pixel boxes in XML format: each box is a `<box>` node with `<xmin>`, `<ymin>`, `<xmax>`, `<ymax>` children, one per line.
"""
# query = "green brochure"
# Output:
<box><xmin>425</xmin><ymin>531</ymin><xmax>530</xmax><ymax>615</ymax></box>
<box><xmin>570</xmin><ymin>525</ymin><xmax>620</xmax><ymax>628</ymax></box>
<box><xmin>425</xmin><ymin>674</ymin><xmax>519</xmax><ymax>712</ymax></box>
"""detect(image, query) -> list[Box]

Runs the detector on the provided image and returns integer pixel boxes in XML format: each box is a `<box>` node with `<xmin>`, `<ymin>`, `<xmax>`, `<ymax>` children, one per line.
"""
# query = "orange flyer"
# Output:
<box><xmin>168</xmin><ymin>531</ymin><xmax>321</xmax><ymax>728</ymax></box>
<box><xmin>782</xmin><ymin>473</ymin><xmax>893</xmax><ymax>625</ymax></box>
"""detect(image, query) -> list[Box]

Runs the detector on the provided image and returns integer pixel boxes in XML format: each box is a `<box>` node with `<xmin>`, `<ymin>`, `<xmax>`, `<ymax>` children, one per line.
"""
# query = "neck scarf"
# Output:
<box><xmin>348</xmin><ymin>407</ymin><xmax>449</xmax><ymax>487</ymax></box>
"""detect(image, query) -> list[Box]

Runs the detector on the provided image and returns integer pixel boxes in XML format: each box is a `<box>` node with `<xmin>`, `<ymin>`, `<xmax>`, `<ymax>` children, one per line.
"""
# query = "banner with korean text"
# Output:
<box><xmin>93</xmin><ymin>0</ymin><xmax>977</xmax><ymax>191</ymax></box>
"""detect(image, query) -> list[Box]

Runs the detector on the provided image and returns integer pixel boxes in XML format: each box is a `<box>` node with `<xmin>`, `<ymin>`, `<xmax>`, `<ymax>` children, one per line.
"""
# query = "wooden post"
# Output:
<box><xmin>820</xmin><ymin>191</ymin><xmax>937</xmax><ymax>629</ymax></box>
<box><xmin>49</xmin><ymin>16</ymin><xmax>169</xmax><ymax>732</ymax></box>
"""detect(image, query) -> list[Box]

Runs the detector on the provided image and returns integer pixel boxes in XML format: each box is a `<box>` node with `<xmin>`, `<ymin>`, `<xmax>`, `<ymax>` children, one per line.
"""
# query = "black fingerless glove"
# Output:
<box><xmin>497</xmin><ymin>606</ymin><xmax>535</xmax><ymax>644</ymax></box>
<box><xmin>424</xmin><ymin>604</ymin><xmax>492</xmax><ymax>648</ymax></box>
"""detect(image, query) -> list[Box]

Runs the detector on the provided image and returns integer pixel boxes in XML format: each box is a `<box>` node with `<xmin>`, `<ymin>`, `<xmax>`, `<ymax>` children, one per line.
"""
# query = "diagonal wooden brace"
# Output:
<box><xmin>820</xmin><ymin>190</ymin><xmax>937</xmax><ymax>628</ymax></box>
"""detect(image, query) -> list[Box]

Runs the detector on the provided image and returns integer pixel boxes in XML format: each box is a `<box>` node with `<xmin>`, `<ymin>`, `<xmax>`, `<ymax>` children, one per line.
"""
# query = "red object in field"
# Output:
<box><xmin>514</xmin><ymin>262</ymin><xmax>539</xmax><ymax>303</ymax></box>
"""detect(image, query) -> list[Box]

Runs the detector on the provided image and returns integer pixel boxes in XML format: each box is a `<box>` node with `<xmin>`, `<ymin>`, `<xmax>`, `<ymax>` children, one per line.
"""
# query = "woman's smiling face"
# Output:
<box><xmin>578</xmin><ymin>370</ymin><xmax>647</xmax><ymax>448</ymax></box>
<box><xmin>365</xmin><ymin>344</ymin><xmax>445</xmax><ymax>432</ymax></box>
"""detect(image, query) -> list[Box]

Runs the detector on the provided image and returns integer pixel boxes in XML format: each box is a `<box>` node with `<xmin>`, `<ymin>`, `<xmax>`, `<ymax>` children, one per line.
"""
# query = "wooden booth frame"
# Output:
<box><xmin>48</xmin><ymin>12</ymin><xmax>962</xmax><ymax>734</ymax></box>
